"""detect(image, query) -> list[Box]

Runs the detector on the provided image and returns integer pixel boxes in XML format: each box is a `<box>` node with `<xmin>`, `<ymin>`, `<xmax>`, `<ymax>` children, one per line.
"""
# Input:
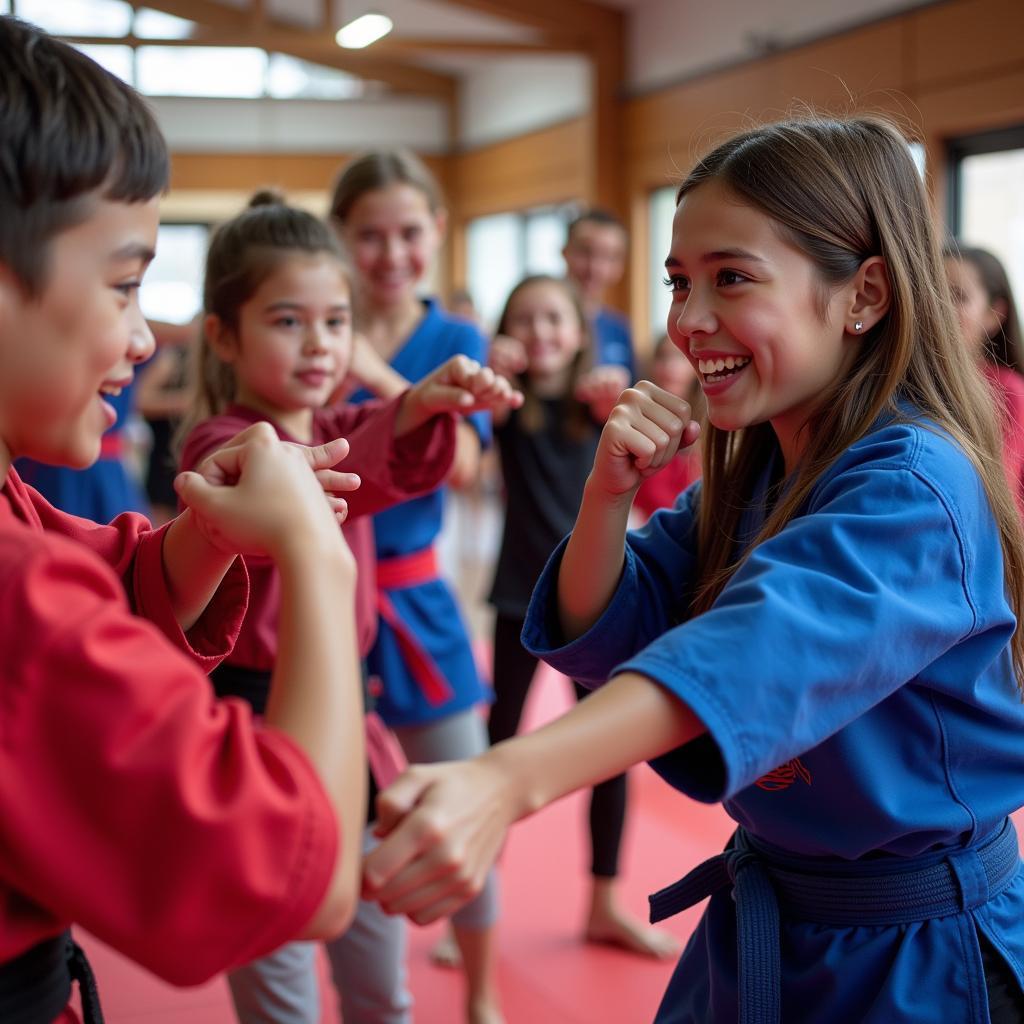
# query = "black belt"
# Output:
<box><xmin>0</xmin><ymin>930</ymin><xmax>104</xmax><ymax>1023</ymax></box>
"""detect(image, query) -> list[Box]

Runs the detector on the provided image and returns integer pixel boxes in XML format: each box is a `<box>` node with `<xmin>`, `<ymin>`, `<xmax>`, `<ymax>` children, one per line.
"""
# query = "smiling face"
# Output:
<box><xmin>562</xmin><ymin>220</ymin><xmax>627</xmax><ymax>305</ymax></box>
<box><xmin>0</xmin><ymin>195</ymin><xmax>159</xmax><ymax>476</ymax></box>
<box><xmin>502</xmin><ymin>279</ymin><xmax>584</xmax><ymax>386</ymax></box>
<box><xmin>339</xmin><ymin>183</ymin><xmax>443</xmax><ymax>311</ymax></box>
<box><xmin>212</xmin><ymin>254</ymin><xmax>352</xmax><ymax>441</ymax></box>
<box><xmin>665</xmin><ymin>180</ymin><xmax>859</xmax><ymax>466</ymax></box>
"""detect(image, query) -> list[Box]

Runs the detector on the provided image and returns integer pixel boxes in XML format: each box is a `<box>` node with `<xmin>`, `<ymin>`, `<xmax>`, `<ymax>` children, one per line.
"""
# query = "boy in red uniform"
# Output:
<box><xmin>0</xmin><ymin>17</ymin><xmax>370</xmax><ymax>1021</ymax></box>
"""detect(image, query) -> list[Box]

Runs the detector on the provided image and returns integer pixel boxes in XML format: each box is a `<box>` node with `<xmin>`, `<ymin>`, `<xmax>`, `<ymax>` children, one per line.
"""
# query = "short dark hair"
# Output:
<box><xmin>566</xmin><ymin>208</ymin><xmax>626</xmax><ymax>242</ymax></box>
<box><xmin>0</xmin><ymin>16</ymin><xmax>169</xmax><ymax>295</ymax></box>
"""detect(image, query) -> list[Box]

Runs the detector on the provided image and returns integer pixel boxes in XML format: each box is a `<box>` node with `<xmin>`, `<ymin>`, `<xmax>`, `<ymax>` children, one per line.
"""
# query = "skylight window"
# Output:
<box><xmin>136</xmin><ymin>46</ymin><xmax>268</xmax><ymax>98</ymax></box>
<box><xmin>17</xmin><ymin>0</ymin><xmax>132</xmax><ymax>36</ymax></box>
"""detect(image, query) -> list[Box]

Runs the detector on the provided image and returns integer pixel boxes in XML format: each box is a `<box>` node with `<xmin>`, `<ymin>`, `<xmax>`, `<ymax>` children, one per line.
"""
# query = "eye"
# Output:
<box><xmin>717</xmin><ymin>269</ymin><xmax>749</xmax><ymax>287</ymax></box>
<box><xmin>114</xmin><ymin>280</ymin><xmax>141</xmax><ymax>298</ymax></box>
<box><xmin>273</xmin><ymin>315</ymin><xmax>300</xmax><ymax>328</ymax></box>
<box><xmin>327</xmin><ymin>315</ymin><xmax>350</xmax><ymax>330</ymax></box>
<box><xmin>663</xmin><ymin>274</ymin><xmax>690</xmax><ymax>294</ymax></box>
<box><xmin>402</xmin><ymin>226</ymin><xmax>423</xmax><ymax>242</ymax></box>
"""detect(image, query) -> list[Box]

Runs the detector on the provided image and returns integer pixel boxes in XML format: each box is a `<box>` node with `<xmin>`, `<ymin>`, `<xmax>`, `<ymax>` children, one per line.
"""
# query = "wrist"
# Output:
<box><xmin>583</xmin><ymin>474</ymin><xmax>637</xmax><ymax>514</ymax></box>
<box><xmin>482</xmin><ymin>741</ymin><xmax>546</xmax><ymax>822</ymax></box>
<box><xmin>275</xmin><ymin>529</ymin><xmax>354</xmax><ymax>577</ymax></box>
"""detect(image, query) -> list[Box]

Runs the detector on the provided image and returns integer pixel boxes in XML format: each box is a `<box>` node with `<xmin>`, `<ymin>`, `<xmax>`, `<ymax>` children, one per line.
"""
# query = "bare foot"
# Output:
<box><xmin>586</xmin><ymin>906</ymin><xmax>680</xmax><ymax>960</ymax></box>
<box><xmin>429</xmin><ymin>929</ymin><xmax>462</xmax><ymax>969</ymax></box>
<box><xmin>468</xmin><ymin>997</ymin><xmax>506</xmax><ymax>1024</ymax></box>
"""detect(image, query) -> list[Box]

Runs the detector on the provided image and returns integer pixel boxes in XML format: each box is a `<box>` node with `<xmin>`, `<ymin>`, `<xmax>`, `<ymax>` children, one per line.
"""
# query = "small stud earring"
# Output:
<box><xmin>854</xmin><ymin>320</ymin><xmax>863</xmax><ymax>332</ymax></box>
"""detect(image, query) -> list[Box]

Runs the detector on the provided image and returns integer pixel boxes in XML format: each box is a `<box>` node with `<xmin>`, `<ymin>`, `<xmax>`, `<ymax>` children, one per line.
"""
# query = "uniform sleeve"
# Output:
<box><xmin>522</xmin><ymin>483</ymin><xmax>702</xmax><ymax>683</ymax></box>
<box><xmin>0</xmin><ymin>534</ymin><xmax>336</xmax><ymax>985</ymax></box>
<box><xmin>320</xmin><ymin>396</ymin><xmax>456</xmax><ymax>517</ymax></box>
<box><xmin>619</xmin><ymin>465</ymin><xmax>980</xmax><ymax>803</ymax></box>
<box><xmin>20</xmin><ymin>481</ymin><xmax>246</xmax><ymax>671</ymax></box>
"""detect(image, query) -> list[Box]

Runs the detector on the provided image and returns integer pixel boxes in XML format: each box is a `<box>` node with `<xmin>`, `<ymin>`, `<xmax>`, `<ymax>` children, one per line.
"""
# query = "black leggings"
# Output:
<box><xmin>489</xmin><ymin>613</ymin><xmax>626</xmax><ymax>879</ymax></box>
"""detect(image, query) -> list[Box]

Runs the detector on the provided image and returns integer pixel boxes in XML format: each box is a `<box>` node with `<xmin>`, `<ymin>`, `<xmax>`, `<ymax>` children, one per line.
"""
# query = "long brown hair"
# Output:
<box><xmin>683</xmin><ymin>114</ymin><xmax>1024</xmax><ymax>691</ymax></box>
<box><xmin>176</xmin><ymin>190</ymin><xmax>346</xmax><ymax>448</ymax></box>
<box><xmin>496</xmin><ymin>274</ymin><xmax>594</xmax><ymax>439</ymax></box>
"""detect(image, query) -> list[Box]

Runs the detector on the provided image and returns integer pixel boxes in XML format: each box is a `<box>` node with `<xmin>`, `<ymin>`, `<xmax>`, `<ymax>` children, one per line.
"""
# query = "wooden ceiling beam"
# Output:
<box><xmin>439</xmin><ymin>0</ymin><xmax>620</xmax><ymax>40</ymax></box>
<box><xmin>136</xmin><ymin>0</ymin><xmax>457</xmax><ymax>98</ymax></box>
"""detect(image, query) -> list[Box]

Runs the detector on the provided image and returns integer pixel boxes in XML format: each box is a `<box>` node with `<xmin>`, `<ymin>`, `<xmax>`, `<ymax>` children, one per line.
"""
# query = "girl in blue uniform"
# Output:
<box><xmin>362</xmin><ymin>115</ymin><xmax>1024</xmax><ymax>1024</ymax></box>
<box><xmin>329</xmin><ymin>149</ymin><xmax>503</xmax><ymax>1024</ymax></box>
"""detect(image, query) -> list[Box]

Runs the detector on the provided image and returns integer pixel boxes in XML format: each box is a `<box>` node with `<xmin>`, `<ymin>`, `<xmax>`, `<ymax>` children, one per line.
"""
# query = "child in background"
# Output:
<box><xmin>0</xmin><ymin>18</ymin><xmax>370</xmax><ymax>1021</ymax></box>
<box><xmin>329</xmin><ymin>148</ymin><xmax>504</xmax><ymax>1024</ymax></box>
<box><xmin>944</xmin><ymin>245</ymin><xmax>1024</xmax><ymax>508</ymax></box>
<box><xmin>178</xmin><ymin>191</ymin><xmax>520</xmax><ymax>1024</ymax></box>
<box><xmin>364</xmin><ymin>115</ymin><xmax>1024</xmax><ymax>1024</ymax></box>
<box><xmin>486</xmin><ymin>274</ymin><xmax>678</xmax><ymax>959</ymax></box>
<box><xmin>632</xmin><ymin>335</ymin><xmax>704</xmax><ymax>521</ymax></box>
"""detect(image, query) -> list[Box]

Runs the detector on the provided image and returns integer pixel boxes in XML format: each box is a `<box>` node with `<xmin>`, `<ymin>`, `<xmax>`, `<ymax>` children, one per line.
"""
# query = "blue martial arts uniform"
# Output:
<box><xmin>349</xmin><ymin>299</ymin><xmax>491</xmax><ymax>727</ymax></box>
<box><xmin>523</xmin><ymin>412</ymin><xmax>1024</xmax><ymax>1023</ymax></box>
<box><xmin>592</xmin><ymin>306</ymin><xmax>635</xmax><ymax>380</ymax></box>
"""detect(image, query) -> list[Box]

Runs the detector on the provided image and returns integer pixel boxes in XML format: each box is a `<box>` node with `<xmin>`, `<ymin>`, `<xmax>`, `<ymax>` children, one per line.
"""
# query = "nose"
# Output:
<box><xmin>670</xmin><ymin>287</ymin><xmax>716</xmax><ymax>340</ymax></box>
<box><xmin>303</xmin><ymin>324</ymin><xmax>329</xmax><ymax>354</ymax></box>
<box><xmin>127</xmin><ymin>305</ymin><xmax>156</xmax><ymax>364</ymax></box>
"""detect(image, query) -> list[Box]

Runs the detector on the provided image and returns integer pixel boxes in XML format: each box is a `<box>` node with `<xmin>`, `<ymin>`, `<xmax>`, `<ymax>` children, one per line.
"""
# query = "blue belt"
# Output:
<box><xmin>649</xmin><ymin>817</ymin><xmax>1021</xmax><ymax>1024</ymax></box>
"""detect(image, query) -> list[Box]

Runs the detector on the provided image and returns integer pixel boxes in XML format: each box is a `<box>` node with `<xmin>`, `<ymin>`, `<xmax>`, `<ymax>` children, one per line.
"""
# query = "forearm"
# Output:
<box><xmin>269</xmin><ymin>542</ymin><xmax>366</xmax><ymax>935</ymax></box>
<box><xmin>489</xmin><ymin>671</ymin><xmax>705</xmax><ymax>819</ymax></box>
<box><xmin>556</xmin><ymin>476</ymin><xmax>634</xmax><ymax>640</ymax></box>
<box><xmin>447</xmin><ymin>421</ymin><xmax>481</xmax><ymax>488</ymax></box>
<box><xmin>162</xmin><ymin>510</ymin><xmax>237</xmax><ymax>631</ymax></box>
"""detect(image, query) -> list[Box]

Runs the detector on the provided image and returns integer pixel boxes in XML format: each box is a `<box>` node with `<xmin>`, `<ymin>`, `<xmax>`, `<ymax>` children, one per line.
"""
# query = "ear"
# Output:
<box><xmin>844</xmin><ymin>256</ymin><xmax>890</xmax><ymax>336</ymax></box>
<box><xmin>204</xmin><ymin>313</ymin><xmax>239</xmax><ymax>363</ymax></box>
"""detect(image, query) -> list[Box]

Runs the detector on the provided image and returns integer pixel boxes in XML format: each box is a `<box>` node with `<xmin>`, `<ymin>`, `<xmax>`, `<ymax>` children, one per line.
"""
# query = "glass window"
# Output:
<box><xmin>266</xmin><ymin>54</ymin><xmax>363</xmax><ymax>100</ymax></box>
<box><xmin>465</xmin><ymin>205</ymin><xmax>575</xmax><ymax>330</ymax></box>
<box><xmin>17</xmin><ymin>0</ymin><xmax>132</xmax><ymax>36</ymax></box>
<box><xmin>70</xmin><ymin>43</ymin><xmax>134</xmax><ymax>85</ymax></box>
<box><xmin>133</xmin><ymin>8</ymin><xmax>196</xmax><ymax>39</ymax></box>
<box><xmin>136</xmin><ymin>46</ymin><xmax>267</xmax><ymax>98</ymax></box>
<box><xmin>648</xmin><ymin>185</ymin><xmax>676</xmax><ymax>346</ymax></box>
<box><xmin>951</xmin><ymin>126</ymin><xmax>1024</xmax><ymax>325</ymax></box>
<box><xmin>140</xmin><ymin>223</ymin><xmax>209</xmax><ymax>325</ymax></box>
<box><xmin>467</xmin><ymin>214</ymin><xmax>522</xmax><ymax>330</ymax></box>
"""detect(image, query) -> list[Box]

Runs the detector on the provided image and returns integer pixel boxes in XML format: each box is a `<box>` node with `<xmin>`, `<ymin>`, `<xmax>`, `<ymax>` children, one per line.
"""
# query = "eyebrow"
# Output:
<box><xmin>665</xmin><ymin>248</ymin><xmax>767</xmax><ymax>268</ymax></box>
<box><xmin>264</xmin><ymin>301</ymin><xmax>351</xmax><ymax>312</ymax></box>
<box><xmin>110</xmin><ymin>242</ymin><xmax>156</xmax><ymax>264</ymax></box>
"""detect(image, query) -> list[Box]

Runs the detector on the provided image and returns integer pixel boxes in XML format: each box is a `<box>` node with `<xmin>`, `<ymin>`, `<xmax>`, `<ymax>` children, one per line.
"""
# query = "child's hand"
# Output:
<box><xmin>362</xmin><ymin>757</ymin><xmax>516</xmax><ymax>925</ymax></box>
<box><xmin>487</xmin><ymin>334</ymin><xmax>528</xmax><ymax>379</ymax></box>
<box><xmin>574</xmin><ymin>364</ymin><xmax>631</xmax><ymax>422</ymax></box>
<box><xmin>175</xmin><ymin>423</ymin><xmax>358</xmax><ymax>559</ymax></box>
<box><xmin>590</xmin><ymin>381</ymin><xmax>700</xmax><ymax>498</ymax></box>
<box><xmin>396</xmin><ymin>355</ymin><xmax>524</xmax><ymax>435</ymax></box>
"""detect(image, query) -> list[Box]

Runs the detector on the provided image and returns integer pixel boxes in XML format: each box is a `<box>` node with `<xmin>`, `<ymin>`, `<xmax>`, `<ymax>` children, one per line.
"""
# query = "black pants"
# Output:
<box><xmin>981</xmin><ymin>931</ymin><xmax>1024</xmax><ymax>1023</ymax></box>
<box><xmin>489</xmin><ymin>613</ymin><xmax>626</xmax><ymax>878</ymax></box>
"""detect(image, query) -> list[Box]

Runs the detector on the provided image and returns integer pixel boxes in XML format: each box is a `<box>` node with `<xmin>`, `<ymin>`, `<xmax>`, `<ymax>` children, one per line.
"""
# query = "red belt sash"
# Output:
<box><xmin>99</xmin><ymin>432</ymin><xmax>123</xmax><ymax>459</ymax></box>
<box><xmin>375</xmin><ymin>547</ymin><xmax>454</xmax><ymax>706</ymax></box>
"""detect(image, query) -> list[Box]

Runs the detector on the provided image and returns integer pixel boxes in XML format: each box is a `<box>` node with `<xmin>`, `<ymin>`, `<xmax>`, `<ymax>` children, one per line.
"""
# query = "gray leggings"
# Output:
<box><xmin>227</xmin><ymin>830</ymin><xmax>412</xmax><ymax>1024</ymax></box>
<box><xmin>390</xmin><ymin>706</ymin><xmax>501</xmax><ymax>931</ymax></box>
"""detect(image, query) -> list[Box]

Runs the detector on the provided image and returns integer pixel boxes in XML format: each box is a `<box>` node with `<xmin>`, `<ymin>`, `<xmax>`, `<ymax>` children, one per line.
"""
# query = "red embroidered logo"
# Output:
<box><xmin>755</xmin><ymin>757</ymin><xmax>812</xmax><ymax>791</ymax></box>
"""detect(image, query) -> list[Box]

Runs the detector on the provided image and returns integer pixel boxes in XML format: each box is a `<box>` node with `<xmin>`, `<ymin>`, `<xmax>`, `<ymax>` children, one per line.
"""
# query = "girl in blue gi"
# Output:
<box><xmin>362</xmin><ymin>114</ymin><xmax>1024</xmax><ymax>1024</ymax></box>
<box><xmin>328</xmin><ymin>149</ymin><xmax>503</xmax><ymax>1024</ymax></box>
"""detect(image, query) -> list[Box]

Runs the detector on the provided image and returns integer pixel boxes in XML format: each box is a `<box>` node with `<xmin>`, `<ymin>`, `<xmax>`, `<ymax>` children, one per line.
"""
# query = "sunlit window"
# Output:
<box><xmin>136</xmin><ymin>46</ymin><xmax>267</xmax><ymax>98</ymax></box>
<box><xmin>467</xmin><ymin>206</ymin><xmax>575</xmax><ymax>330</ymax></box>
<box><xmin>266</xmin><ymin>54</ymin><xmax>364</xmax><ymax>100</ymax></box>
<box><xmin>70</xmin><ymin>43</ymin><xmax>134</xmax><ymax>85</ymax></box>
<box><xmin>140</xmin><ymin>224</ymin><xmax>209</xmax><ymax>325</ymax></box>
<box><xmin>648</xmin><ymin>186</ymin><xmax>676</xmax><ymax>346</ymax></box>
<box><xmin>18</xmin><ymin>0</ymin><xmax>132</xmax><ymax>36</ymax></box>
<box><xmin>133</xmin><ymin>8</ymin><xmax>196</xmax><ymax>40</ymax></box>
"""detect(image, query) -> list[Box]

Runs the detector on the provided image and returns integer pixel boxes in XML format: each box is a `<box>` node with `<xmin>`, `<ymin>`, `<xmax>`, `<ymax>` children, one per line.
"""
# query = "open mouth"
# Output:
<box><xmin>697</xmin><ymin>356</ymin><xmax>751</xmax><ymax>384</ymax></box>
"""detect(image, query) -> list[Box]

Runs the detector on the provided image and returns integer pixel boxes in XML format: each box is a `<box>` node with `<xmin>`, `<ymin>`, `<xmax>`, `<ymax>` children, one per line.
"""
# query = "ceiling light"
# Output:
<box><xmin>335</xmin><ymin>13</ymin><xmax>393</xmax><ymax>49</ymax></box>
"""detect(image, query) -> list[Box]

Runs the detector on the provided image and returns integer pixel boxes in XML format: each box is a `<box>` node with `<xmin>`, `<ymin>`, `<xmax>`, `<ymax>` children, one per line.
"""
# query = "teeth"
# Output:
<box><xmin>99</xmin><ymin>385</ymin><xmax>122</xmax><ymax>396</ymax></box>
<box><xmin>698</xmin><ymin>356</ymin><xmax>750</xmax><ymax>377</ymax></box>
